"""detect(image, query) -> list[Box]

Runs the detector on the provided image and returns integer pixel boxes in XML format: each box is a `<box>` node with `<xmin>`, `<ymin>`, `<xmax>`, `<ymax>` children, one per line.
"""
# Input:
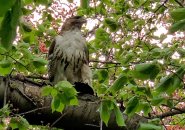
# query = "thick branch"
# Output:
<box><xmin>0</xmin><ymin>76</ymin><xmax>147</xmax><ymax>130</ymax></box>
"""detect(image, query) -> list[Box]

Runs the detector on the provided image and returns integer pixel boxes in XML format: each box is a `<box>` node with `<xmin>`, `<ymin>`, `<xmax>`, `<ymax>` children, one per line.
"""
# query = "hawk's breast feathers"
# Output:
<box><xmin>48</xmin><ymin>17</ymin><xmax>92</xmax><ymax>86</ymax></box>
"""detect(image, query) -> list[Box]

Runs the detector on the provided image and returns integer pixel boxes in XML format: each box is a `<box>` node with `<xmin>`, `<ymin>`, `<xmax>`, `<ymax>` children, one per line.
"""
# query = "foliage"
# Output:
<box><xmin>99</xmin><ymin>99</ymin><xmax>125</xmax><ymax>126</ymax></box>
<box><xmin>42</xmin><ymin>81</ymin><xmax>78</xmax><ymax>112</ymax></box>
<box><xmin>139</xmin><ymin>123</ymin><xmax>164</xmax><ymax>130</ymax></box>
<box><xmin>0</xmin><ymin>105</ymin><xmax>30</xmax><ymax>130</ymax></box>
<box><xmin>170</xmin><ymin>8</ymin><xmax>185</xmax><ymax>33</ymax></box>
<box><xmin>0</xmin><ymin>0</ymin><xmax>185</xmax><ymax>129</ymax></box>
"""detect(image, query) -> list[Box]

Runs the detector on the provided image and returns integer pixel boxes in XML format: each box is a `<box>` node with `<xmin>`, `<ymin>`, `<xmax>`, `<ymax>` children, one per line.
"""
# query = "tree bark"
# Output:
<box><xmin>0</xmin><ymin>76</ymin><xmax>147</xmax><ymax>130</ymax></box>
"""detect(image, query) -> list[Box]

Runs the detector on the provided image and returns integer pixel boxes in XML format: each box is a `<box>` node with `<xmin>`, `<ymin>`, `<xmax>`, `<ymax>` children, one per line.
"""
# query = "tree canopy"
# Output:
<box><xmin>0</xmin><ymin>0</ymin><xmax>185</xmax><ymax>129</ymax></box>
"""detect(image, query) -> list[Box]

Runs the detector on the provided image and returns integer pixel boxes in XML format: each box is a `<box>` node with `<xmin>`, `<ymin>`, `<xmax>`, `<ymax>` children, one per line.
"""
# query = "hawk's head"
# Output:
<box><xmin>61</xmin><ymin>16</ymin><xmax>86</xmax><ymax>33</ymax></box>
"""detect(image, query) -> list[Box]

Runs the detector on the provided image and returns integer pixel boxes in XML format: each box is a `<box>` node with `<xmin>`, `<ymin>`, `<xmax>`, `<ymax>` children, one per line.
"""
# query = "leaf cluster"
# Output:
<box><xmin>42</xmin><ymin>81</ymin><xmax>78</xmax><ymax>113</ymax></box>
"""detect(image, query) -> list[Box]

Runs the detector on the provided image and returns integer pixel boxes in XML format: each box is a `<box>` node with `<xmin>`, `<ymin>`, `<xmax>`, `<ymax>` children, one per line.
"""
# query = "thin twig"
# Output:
<box><xmin>91</xmin><ymin>65</ymin><xmax>122</xmax><ymax>69</ymax></box>
<box><xmin>167</xmin><ymin>69</ymin><xmax>185</xmax><ymax>87</ymax></box>
<box><xmin>154</xmin><ymin>0</ymin><xmax>168</xmax><ymax>13</ymax></box>
<box><xmin>85</xmin><ymin>123</ymin><xmax>100</xmax><ymax>128</ymax></box>
<box><xmin>85</xmin><ymin>24</ymin><xmax>100</xmax><ymax>37</ymax></box>
<box><xmin>174</xmin><ymin>0</ymin><xmax>184</xmax><ymax>7</ymax></box>
<box><xmin>50</xmin><ymin>112</ymin><xmax>68</xmax><ymax>127</ymax></box>
<box><xmin>0</xmin><ymin>53</ymin><xmax>28</xmax><ymax>70</ymax></box>
<box><xmin>14</xmin><ymin>106</ymin><xmax>50</xmax><ymax>116</ymax></box>
<box><xmin>146</xmin><ymin>0</ymin><xmax>168</xmax><ymax>24</ymax></box>
<box><xmin>151</xmin><ymin>107</ymin><xmax>185</xmax><ymax>119</ymax></box>
<box><xmin>162</xmin><ymin>104</ymin><xmax>185</xmax><ymax>113</ymax></box>
<box><xmin>90</xmin><ymin>60</ymin><xmax>121</xmax><ymax>65</ymax></box>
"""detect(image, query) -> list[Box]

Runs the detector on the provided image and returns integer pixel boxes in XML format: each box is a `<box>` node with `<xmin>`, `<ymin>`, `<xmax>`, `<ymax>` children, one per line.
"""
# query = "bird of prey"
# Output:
<box><xmin>48</xmin><ymin>16</ymin><xmax>92</xmax><ymax>87</ymax></box>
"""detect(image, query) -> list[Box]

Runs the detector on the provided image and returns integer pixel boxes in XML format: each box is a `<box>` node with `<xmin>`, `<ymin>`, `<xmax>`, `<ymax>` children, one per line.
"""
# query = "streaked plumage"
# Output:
<box><xmin>48</xmin><ymin>16</ymin><xmax>92</xmax><ymax>86</ymax></box>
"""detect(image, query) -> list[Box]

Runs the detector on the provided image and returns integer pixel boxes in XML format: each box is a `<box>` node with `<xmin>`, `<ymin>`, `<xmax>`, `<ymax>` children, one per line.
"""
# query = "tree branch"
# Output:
<box><xmin>0</xmin><ymin>76</ymin><xmax>147</xmax><ymax>130</ymax></box>
<box><xmin>90</xmin><ymin>60</ymin><xmax>121</xmax><ymax>65</ymax></box>
<box><xmin>151</xmin><ymin>106</ymin><xmax>185</xmax><ymax>119</ymax></box>
<box><xmin>174</xmin><ymin>0</ymin><xmax>184</xmax><ymax>7</ymax></box>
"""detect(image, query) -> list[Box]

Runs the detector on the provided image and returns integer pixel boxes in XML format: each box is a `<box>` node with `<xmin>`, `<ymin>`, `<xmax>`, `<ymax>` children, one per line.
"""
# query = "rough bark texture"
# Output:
<box><xmin>0</xmin><ymin>76</ymin><xmax>147</xmax><ymax>130</ymax></box>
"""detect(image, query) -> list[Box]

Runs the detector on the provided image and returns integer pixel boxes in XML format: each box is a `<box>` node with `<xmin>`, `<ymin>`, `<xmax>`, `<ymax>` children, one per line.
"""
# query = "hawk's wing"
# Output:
<box><xmin>48</xmin><ymin>39</ymin><xmax>58</xmax><ymax>82</ymax></box>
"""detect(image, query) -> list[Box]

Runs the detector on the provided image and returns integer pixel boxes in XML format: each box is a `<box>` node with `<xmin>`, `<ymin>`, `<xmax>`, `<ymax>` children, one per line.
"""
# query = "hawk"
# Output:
<box><xmin>48</xmin><ymin>16</ymin><xmax>92</xmax><ymax>87</ymax></box>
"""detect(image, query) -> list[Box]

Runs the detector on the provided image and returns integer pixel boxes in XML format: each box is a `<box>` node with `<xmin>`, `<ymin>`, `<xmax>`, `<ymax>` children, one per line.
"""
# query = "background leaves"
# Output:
<box><xmin>0</xmin><ymin>0</ymin><xmax>21</xmax><ymax>50</ymax></box>
<box><xmin>0</xmin><ymin>0</ymin><xmax>185</xmax><ymax>129</ymax></box>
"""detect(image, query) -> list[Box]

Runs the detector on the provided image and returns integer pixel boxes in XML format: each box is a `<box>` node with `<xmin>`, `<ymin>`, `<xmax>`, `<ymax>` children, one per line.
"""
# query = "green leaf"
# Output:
<box><xmin>0</xmin><ymin>60</ymin><xmax>11</xmax><ymax>68</ymax></box>
<box><xmin>150</xmin><ymin>48</ymin><xmax>163</xmax><ymax>58</ymax></box>
<box><xmin>171</xmin><ymin>8</ymin><xmax>185</xmax><ymax>21</ymax></box>
<box><xmin>102</xmin><ymin>0</ymin><xmax>113</xmax><ymax>6</ymax></box>
<box><xmin>18</xmin><ymin>117</ymin><xmax>29</xmax><ymax>130</ymax></box>
<box><xmin>125</xmin><ymin>96</ymin><xmax>139</xmax><ymax>116</ymax></box>
<box><xmin>109</xmin><ymin>74</ymin><xmax>127</xmax><ymax>94</ymax></box>
<box><xmin>17</xmin><ymin>42</ymin><xmax>30</xmax><ymax>49</ymax></box>
<box><xmin>96</xmin><ymin>84</ymin><xmax>108</xmax><ymax>95</ymax></box>
<box><xmin>169</xmin><ymin>19</ymin><xmax>185</xmax><ymax>33</ymax></box>
<box><xmin>55</xmin><ymin>81</ymin><xmax>77</xmax><ymax>96</ymax></box>
<box><xmin>136</xmin><ymin>87</ymin><xmax>152</xmax><ymax>98</ymax></box>
<box><xmin>0</xmin><ymin>104</ymin><xmax>10</xmax><ymax>116</ymax></box>
<box><xmin>166</xmin><ymin>100</ymin><xmax>174</xmax><ymax>108</ymax></box>
<box><xmin>99</xmin><ymin>100</ymin><xmax>114</xmax><ymax>126</ymax></box>
<box><xmin>96</xmin><ymin>3</ymin><xmax>106</xmax><ymax>15</ymax></box>
<box><xmin>51</xmin><ymin>81</ymin><xmax>78</xmax><ymax>108</ymax></box>
<box><xmin>151</xmin><ymin>96</ymin><xmax>166</xmax><ymax>106</ymax></box>
<box><xmin>139</xmin><ymin>102</ymin><xmax>151</xmax><ymax>116</ymax></box>
<box><xmin>148</xmin><ymin>118</ymin><xmax>161</xmax><ymax>124</ymax></box>
<box><xmin>34</xmin><ymin>0</ymin><xmax>51</xmax><ymax>5</ymax></box>
<box><xmin>35</xmin><ymin>65</ymin><xmax>47</xmax><ymax>74</ymax></box>
<box><xmin>113</xmin><ymin>104</ymin><xmax>126</xmax><ymax>126</ymax></box>
<box><xmin>132</xmin><ymin>63</ymin><xmax>160</xmax><ymax>80</ymax></box>
<box><xmin>104</xmin><ymin>18</ymin><xmax>119</xmax><ymax>32</ymax></box>
<box><xmin>56</xmin><ymin>102</ymin><xmax>65</xmax><ymax>112</ymax></box>
<box><xmin>23</xmin><ymin>0</ymin><xmax>32</xmax><ymax>5</ymax></box>
<box><xmin>156</xmin><ymin>67</ymin><xmax>185</xmax><ymax>94</ymax></box>
<box><xmin>0</xmin><ymin>0</ymin><xmax>16</xmax><ymax>16</ymax></box>
<box><xmin>70</xmin><ymin>97</ymin><xmax>79</xmax><ymax>105</ymax></box>
<box><xmin>121</xmin><ymin>52</ymin><xmax>135</xmax><ymax>64</ymax></box>
<box><xmin>98</xmin><ymin>70</ymin><xmax>108</xmax><ymax>83</ymax></box>
<box><xmin>177</xmin><ymin>48</ymin><xmax>185</xmax><ymax>57</ymax></box>
<box><xmin>81</xmin><ymin>0</ymin><xmax>89</xmax><ymax>9</ymax></box>
<box><xmin>139</xmin><ymin>123</ymin><xmax>164</xmax><ymax>130</ymax></box>
<box><xmin>32</xmin><ymin>57</ymin><xmax>48</xmax><ymax>68</ymax></box>
<box><xmin>41</xmin><ymin>86</ymin><xmax>53</xmax><ymax>96</ymax></box>
<box><xmin>10</xmin><ymin>117</ymin><xmax>29</xmax><ymax>130</ymax></box>
<box><xmin>11</xmin><ymin>0</ymin><xmax>21</xmax><ymax>27</ymax></box>
<box><xmin>0</xmin><ymin>60</ymin><xmax>12</xmax><ymax>76</ymax></box>
<box><xmin>60</xmin><ymin>93</ymin><xmax>71</xmax><ymax>105</ymax></box>
<box><xmin>56</xmin><ymin>81</ymin><xmax>73</xmax><ymax>88</ymax></box>
<box><xmin>95</xmin><ymin>28</ymin><xmax>110</xmax><ymax>41</ymax></box>
<box><xmin>0</xmin><ymin>45</ymin><xmax>7</xmax><ymax>53</ymax></box>
<box><xmin>51</xmin><ymin>95</ymin><xmax>61</xmax><ymax>112</ymax></box>
<box><xmin>0</xmin><ymin>124</ymin><xmax>4</xmax><ymax>129</ymax></box>
<box><xmin>19</xmin><ymin>48</ymin><xmax>33</xmax><ymax>59</ymax></box>
<box><xmin>51</xmin><ymin>88</ymin><xmax>58</xmax><ymax>97</ymax></box>
<box><xmin>10</xmin><ymin>118</ymin><xmax>19</xmax><ymax>129</ymax></box>
<box><xmin>0</xmin><ymin>0</ymin><xmax>22</xmax><ymax>49</ymax></box>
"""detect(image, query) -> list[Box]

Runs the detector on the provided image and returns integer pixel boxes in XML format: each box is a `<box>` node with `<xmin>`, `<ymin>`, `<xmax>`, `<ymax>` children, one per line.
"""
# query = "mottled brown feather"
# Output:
<box><xmin>48</xmin><ymin>16</ymin><xmax>92</xmax><ymax>86</ymax></box>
